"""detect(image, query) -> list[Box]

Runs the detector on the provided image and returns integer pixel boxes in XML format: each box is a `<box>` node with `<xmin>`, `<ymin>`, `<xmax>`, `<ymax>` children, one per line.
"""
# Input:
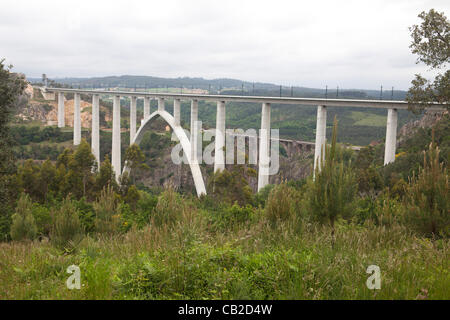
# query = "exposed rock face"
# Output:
<box><xmin>398</xmin><ymin>110</ymin><xmax>448</xmax><ymax>144</ymax></box>
<box><xmin>15</xmin><ymin>84</ymin><xmax>112</xmax><ymax>128</ymax></box>
<box><xmin>24</xmin><ymin>83</ymin><xmax>34</xmax><ymax>98</ymax></box>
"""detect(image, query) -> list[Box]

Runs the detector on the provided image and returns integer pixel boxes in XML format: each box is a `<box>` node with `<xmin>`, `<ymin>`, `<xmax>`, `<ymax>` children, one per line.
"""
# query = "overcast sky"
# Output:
<box><xmin>1</xmin><ymin>0</ymin><xmax>448</xmax><ymax>89</ymax></box>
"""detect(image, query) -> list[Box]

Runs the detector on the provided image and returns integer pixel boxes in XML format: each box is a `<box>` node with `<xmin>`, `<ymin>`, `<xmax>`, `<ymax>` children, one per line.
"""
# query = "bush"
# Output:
<box><xmin>133</xmin><ymin>192</ymin><xmax>158</xmax><ymax>228</ymax></box>
<box><xmin>94</xmin><ymin>185</ymin><xmax>121</xmax><ymax>234</ymax></box>
<box><xmin>254</xmin><ymin>184</ymin><xmax>274</xmax><ymax>208</ymax></box>
<box><xmin>10</xmin><ymin>194</ymin><xmax>38</xmax><ymax>241</ymax></box>
<box><xmin>265</xmin><ymin>183</ymin><xmax>300</xmax><ymax>227</ymax></box>
<box><xmin>0</xmin><ymin>209</ymin><xmax>12</xmax><ymax>241</ymax></box>
<box><xmin>210</xmin><ymin>202</ymin><xmax>255</xmax><ymax>230</ymax></box>
<box><xmin>406</xmin><ymin>141</ymin><xmax>449</xmax><ymax>238</ymax></box>
<box><xmin>31</xmin><ymin>204</ymin><xmax>51</xmax><ymax>237</ymax></box>
<box><xmin>74</xmin><ymin>197</ymin><xmax>96</xmax><ymax>234</ymax></box>
<box><xmin>50</xmin><ymin>197</ymin><xmax>84</xmax><ymax>249</ymax></box>
<box><xmin>152</xmin><ymin>188</ymin><xmax>183</xmax><ymax>226</ymax></box>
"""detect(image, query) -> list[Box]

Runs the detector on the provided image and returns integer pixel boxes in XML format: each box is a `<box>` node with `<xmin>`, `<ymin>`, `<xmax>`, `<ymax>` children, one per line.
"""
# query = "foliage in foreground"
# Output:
<box><xmin>406</xmin><ymin>139</ymin><xmax>449</xmax><ymax>238</ymax></box>
<box><xmin>0</xmin><ymin>208</ymin><xmax>448</xmax><ymax>300</ymax></box>
<box><xmin>307</xmin><ymin>118</ymin><xmax>357</xmax><ymax>238</ymax></box>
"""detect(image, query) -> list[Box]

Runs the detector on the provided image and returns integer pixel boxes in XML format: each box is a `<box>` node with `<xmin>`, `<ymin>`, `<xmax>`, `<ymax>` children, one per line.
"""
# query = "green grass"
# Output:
<box><xmin>1</xmin><ymin>209</ymin><xmax>448</xmax><ymax>300</ymax></box>
<box><xmin>351</xmin><ymin>111</ymin><xmax>388</xmax><ymax>127</ymax></box>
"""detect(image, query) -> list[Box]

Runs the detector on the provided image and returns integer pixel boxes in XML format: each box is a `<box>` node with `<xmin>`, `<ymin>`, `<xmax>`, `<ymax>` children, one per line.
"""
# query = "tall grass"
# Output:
<box><xmin>1</xmin><ymin>200</ymin><xmax>448</xmax><ymax>299</ymax></box>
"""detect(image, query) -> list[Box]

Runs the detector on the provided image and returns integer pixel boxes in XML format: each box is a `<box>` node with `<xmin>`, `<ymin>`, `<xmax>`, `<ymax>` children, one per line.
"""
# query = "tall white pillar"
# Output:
<box><xmin>314</xmin><ymin>105</ymin><xmax>327</xmax><ymax>172</ymax></box>
<box><xmin>173</xmin><ymin>98</ymin><xmax>181</xmax><ymax>127</ymax></box>
<box><xmin>73</xmin><ymin>93</ymin><xmax>81</xmax><ymax>145</ymax></box>
<box><xmin>57</xmin><ymin>92</ymin><xmax>65</xmax><ymax>128</ymax></box>
<box><xmin>144</xmin><ymin>97</ymin><xmax>150</xmax><ymax>119</ymax></box>
<box><xmin>384</xmin><ymin>108</ymin><xmax>398</xmax><ymax>165</ymax></box>
<box><xmin>112</xmin><ymin>95</ymin><xmax>121</xmax><ymax>181</ymax></box>
<box><xmin>214</xmin><ymin>101</ymin><xmax>226</xmax><ymax>173</ymax></box>
<box><xmin>258</xmin><ymin>102</ymin><xmax>271</xmax><ymax>191</ymax></box>
<box><xmin>158</xmin><ymin>97</ymin><xmax>165</xmax><ymax>111</ymax></box>
<box><xmin>190</xmin><ymin>99</ymin><xmax>198</xmax><ymax>162</ymax></box>
<box><xmin>130</xmin><ymin>96</ymin><xmax>137</xmax><ymax>144</ymax></box>
<box><xmin>92</xmin><ymin>94</ymin><xmax>100</xmax><ymax>168</ymax></box>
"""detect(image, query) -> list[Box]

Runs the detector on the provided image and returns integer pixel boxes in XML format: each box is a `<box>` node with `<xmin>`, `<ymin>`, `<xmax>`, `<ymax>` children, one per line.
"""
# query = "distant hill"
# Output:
<box><xmin>27</xmin><ymin>75</ymin><xmax>407</xmax><ymax>100</ymax></box>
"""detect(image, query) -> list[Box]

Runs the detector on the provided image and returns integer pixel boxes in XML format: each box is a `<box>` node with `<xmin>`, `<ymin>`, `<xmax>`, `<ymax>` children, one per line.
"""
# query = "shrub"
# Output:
<box><xmin>94</xmin><ymin>185</ymin><xmax>121</xmax><ymax>234</ymax></box>
<box><xmin>31</xmin><ymin>204</ymin><xmax>51</xmax><ymax>236</ymax></box>
<box><xmin>406</xmin><ymin>140</ymin><xmax>449</xmax><ymax>238</ymax></box>
<box><xmin>124</xmin><ymin>185</ymin><xmax>140</xmax><ymax>210</ymax></box>
<box><xmin>210</xmin><ymin>202</ymin><xmax>255</xmax><ymax>230</ymax></box>
<box><xmin>50</xmin><ymin>197</ymin><xmax>84</xmax><ymax>249</ymax></box>
<box><xmin>264</xmin><ymin>183</ymin><xmax>300</xmax><ymax>227</ymax></box>
<box><xmin>254</xmin><ymin>184</ymin><xmax>275</xmax><ymax>208</ymax></box>
<box><xmin>10</xmin><ymin>194</ymin><xmax>38</xmax><ymax>241</ymax></box>
<box><xmin>208</xmin><ymin>166</ymin><xmax>255</xmax><ymax>206</ymax></box>
<box><xmin>74</xmin><ymin>197</ymin><xmax>96</xmax><ymax>234</ymax></box>
<box><xmin>305</xmin><ymin>117</ymin><xmax>357</xmax><ymax>242</ymax></box>
<box><xmin>152</xmin><ymin>188</ymin><xmax>183</xmax><ymax>226</ymax></box>
<box><xmin>374</xmin><ymin>195</ymin><xmax>405</xmax><ymax>228</ymax></box>
<box><xmin>132</xmin><ymin>192</ymin><xmax>158</xmax><ymax>228</ymax></box>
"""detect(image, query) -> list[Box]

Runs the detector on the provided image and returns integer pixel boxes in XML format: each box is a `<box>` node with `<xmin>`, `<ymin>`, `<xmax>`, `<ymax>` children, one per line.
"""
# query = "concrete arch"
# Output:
<box><xmin>122</xmin><ymin>110</ymin><xmax>207</xmax><ymax>197</ymax></box>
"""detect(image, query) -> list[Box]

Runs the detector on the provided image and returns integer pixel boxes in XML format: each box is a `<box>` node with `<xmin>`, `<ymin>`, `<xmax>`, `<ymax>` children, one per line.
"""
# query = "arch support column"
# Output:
<box><xmin>130</xmin><ymin>96</ymin><xmax>137</xmax><ymax>144</ymax></box>
<box><xmin>314</xmin><ymin>105</ymin><xmax>327</xmax><ymax>172</ymax></box>
<box><xmin>73</xmin><ymin>93</ymin><xmax>81</xmax><ymax>145</ymax></box>
<box><xmin>384</xmin><ymin>108</ymin><xmax>398</xmax><ymax>165</ymax></box>
<box><xmin>112</xmin><ymin>95</ymin><xmax>121</xmax><ymax>181</ymax></box>
<box><xmin>214</xmin><ymin>101</ymin><xmax>226</xmax><ymax>173</ymax></box>
<box><xmin>57</xmin><ymin>92</ymin><xmax>65</xmax><ymax>128</ymax></box>
<box><xmin>92</xmin><ymin>94</ymin><xmax>100</xmax><ymax>168</ymax></box>
<box><xmin>143</xmin><ymin>97</ymin><xmax>150</xmax><ymax>120</ymax></box>
<box><xmin>173</xmin><ymin>98</ymin><xmax>181</xmax><ymax>127</ymax></box>
<box><xmin>190</xmin><ymin>99</ymin><xmax>198</xmax><ymax>163</ymax></box>
<box><xmin>158</xmin><ymin>97</ymin><xmax>165</xmax><ymax>111</ymax></box>
<box><xmin>258</xmin><ymin>102</ymin><xmax>271</xmax><ymax>191</ymax></box>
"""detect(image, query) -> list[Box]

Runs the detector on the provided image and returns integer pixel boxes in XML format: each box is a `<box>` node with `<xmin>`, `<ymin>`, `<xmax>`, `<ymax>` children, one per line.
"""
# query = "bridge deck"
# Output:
<box><xmin>44</xmin><ymin>87</ymin><xmax>446</xmax><ymax>110</ymax></box>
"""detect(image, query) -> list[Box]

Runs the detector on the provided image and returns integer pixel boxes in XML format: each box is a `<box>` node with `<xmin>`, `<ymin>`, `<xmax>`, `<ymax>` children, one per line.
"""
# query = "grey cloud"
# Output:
<box><xmin>1</xmin><ymin>0</ymin><xmax>448</xmax><ymax>89</ymax></box>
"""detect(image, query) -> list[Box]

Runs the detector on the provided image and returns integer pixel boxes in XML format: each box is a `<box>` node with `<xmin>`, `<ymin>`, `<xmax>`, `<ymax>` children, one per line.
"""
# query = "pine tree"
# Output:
<box><xmin>95</xmin><ymin>155</ymin><xmax>118</xmax><ymax>193</ymax></box>
<box><xmin>307</xmin><ymin>117</ymin><xmax>357</xmax><ymax>246</ymax></box>
<box><xmin>73</xmin><ymin>139</ymin><xmax>96</xmax><ymax>197</ymax></box>
<box><xmin>94</xmin><ymin>185</ymin><xmax>120</xmax><ymax>234</ymax></box>
<box><xmin>50</xmin><ymin>197</ymin><xmax>84</xmax><ymax>249</ymax></box>
<box><xmin>124</xmin><ymin>143</ymin><xmax>149</xmax><ymax>184</ymax></box>
<box><xmin>407</xmin><ymin>134</ymin><xmax>449</xmax><ymax>238</ymax></box>
<box><xmin>10</xmin><ymin>194</ymin><xmax>38</xmax><ymax>241</ymax></box>
<box><xmin>39</xmin><ymin>159</ymin><xmax>57</xmax><ymax>202</ymax></box>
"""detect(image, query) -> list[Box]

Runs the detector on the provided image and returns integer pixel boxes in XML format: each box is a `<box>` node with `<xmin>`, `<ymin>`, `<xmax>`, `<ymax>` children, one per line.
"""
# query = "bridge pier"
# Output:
<box><xmin>130</xmin><ymin>96</ymin><xmax>137</xmax><ymax>144</ymax></box>
<box><xmin>173</xmin><ymin>98</ymin><xmax>181</xmax><ymax>127</ymax></box>
<box><xmin>92</xmin><ymin>94</ymin><xmax>100</xmax><ymax>168</ymax></box>
<box><xmin>57</xmin><ymin>92</ymin><xmax>65</xmax><ymax>127</ymax></box>
<box><xmin>112</xmin><ymin>95</ymin><xmax>121</xmax><ymax>181</ymax></box>
<box><xmin>144</xmin><ymin>97</ymin><xmax>150</xmax><ymax>120</ymax></box>
<box><xmin>214</xmin><ymin>101</ymin><xmax>226</xmax><ymax>173</ymax></box>
<box><xmin>190</xmin><ymin>99</ymin><xmax>199</xmax><ymax>163</ymax></box>
<box><xmin>384</xmin><ymin>108</ymin><xmax>398</xmax><ymax>165</ymax></box>
<box><xmin>74</xmin><ymin>93</ymin><xmax>81</xmax><ymax>145</ymax></box>
<box><xmin>258</xmin><ymin>102</ymin><xmax>271</xmax><ymax>191</ymax></box>
<box><xmin>158</xmin><ymin>97</ymin><xmax>165</xmax><ymax>111</ymax></box>
<box><xmin>314</xmin><ymin>105</ymin><xmax>327</xmax><ymax>173</ymax></box>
